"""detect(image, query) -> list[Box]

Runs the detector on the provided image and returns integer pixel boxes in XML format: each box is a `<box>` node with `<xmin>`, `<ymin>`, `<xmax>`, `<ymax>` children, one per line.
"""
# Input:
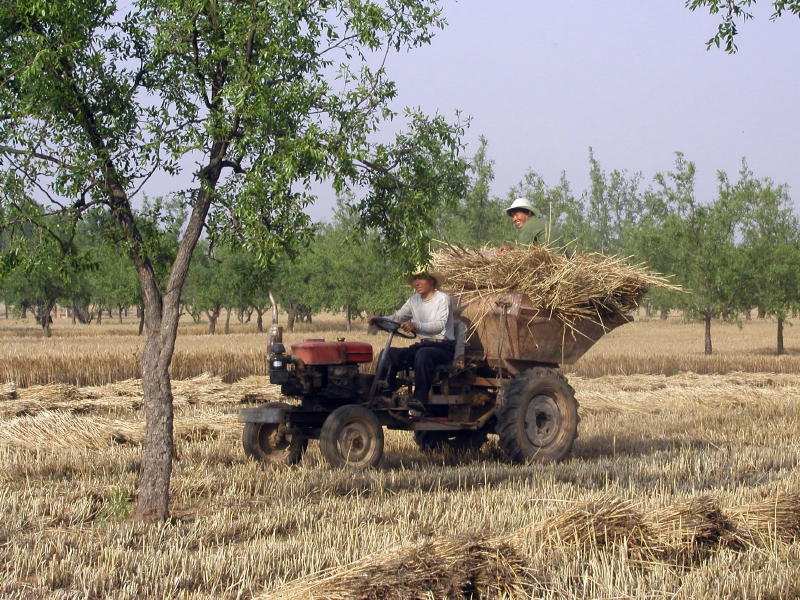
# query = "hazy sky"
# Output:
<box><xmin>306</xmin><ymin>1</ymin><xmax>799</xmax><ymax>220</ymax></box>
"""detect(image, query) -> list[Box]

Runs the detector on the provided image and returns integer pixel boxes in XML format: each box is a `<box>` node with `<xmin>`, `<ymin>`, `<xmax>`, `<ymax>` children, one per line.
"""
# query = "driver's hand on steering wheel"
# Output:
<box><xmin>399</xmin><ymin>321</ymin><xmax>416</xmax><ymax>333</ymax></box>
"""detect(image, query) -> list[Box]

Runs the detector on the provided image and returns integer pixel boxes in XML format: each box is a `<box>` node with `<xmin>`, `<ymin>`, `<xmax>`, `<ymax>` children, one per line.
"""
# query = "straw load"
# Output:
<box><xmin>430</xmin><ymin>244</ymin><xmax>678</xmax><ymax>331</ymax></box>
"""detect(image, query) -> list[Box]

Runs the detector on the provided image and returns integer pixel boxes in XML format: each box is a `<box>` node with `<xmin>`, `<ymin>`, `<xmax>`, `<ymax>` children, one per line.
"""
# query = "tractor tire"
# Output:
<box><xmin>413</xmin><ymin>430</ymin><xmax>488</xmax><ymax>454</ymax></box>
<box><xmin>496</xmin><ymin>367</ymin><xmax>578</xmax><ymax>463</ymax></box>
<box><xmin>242</xmin><ymin>402</ymin><xmax>307</xmax><ymax>465</ymax></box>
<box><xmin>320</xmin><ymin>405</ymin><xmax>384</xmax><ymax>469</ymax></box>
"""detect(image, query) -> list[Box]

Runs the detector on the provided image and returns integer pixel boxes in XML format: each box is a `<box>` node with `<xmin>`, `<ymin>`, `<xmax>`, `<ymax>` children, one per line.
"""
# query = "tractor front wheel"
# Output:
<box><xmin>496</xmin><ymin>367</ymin><xmax>578</xmax><ymax>463</ymax></box>
<box><xmin>242</xmin><ymin>402</ymin><xmax>307</xmax><ymax>465</ymax></box>
<box><xmin>320</xmin><ymin>405</ymin><xmax>384</xmax><ymax>469</ymax></box>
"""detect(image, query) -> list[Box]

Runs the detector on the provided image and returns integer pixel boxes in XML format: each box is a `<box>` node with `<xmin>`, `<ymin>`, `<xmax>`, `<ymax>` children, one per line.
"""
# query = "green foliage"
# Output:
<box><xmin>435</xmin><ymin>135</ymin><xmax>508</xmax><ymax>247</ymax></box>
<box><xmin>686</xmin><ymin>0</ymin><xmax>800</xmax><ymax>52</ymax></box>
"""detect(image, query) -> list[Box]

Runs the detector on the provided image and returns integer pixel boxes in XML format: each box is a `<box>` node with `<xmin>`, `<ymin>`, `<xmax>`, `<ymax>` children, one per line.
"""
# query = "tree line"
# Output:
<box><xmin>3</xmin><ymin>138</ymin><xmax>798</xmax><ymax>355</ymax></box>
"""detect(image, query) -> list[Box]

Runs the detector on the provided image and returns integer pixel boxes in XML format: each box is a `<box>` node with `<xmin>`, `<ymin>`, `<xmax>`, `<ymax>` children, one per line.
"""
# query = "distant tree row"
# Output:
<box><xmin>2</xmin><ymin>140</ymin><xmax>799</xmax><ymax>354</ymax></box>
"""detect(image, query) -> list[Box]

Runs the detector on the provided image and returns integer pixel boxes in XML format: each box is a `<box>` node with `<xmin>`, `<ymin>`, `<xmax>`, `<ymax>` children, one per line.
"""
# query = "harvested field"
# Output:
<box><xmin>1</xmin><ymin>314</ymin><xmax>799</xmax><ymax>386</ymax></box>
<box><xmin>1</xmin><ymin>370</ymin><xmax>799</xmax><ymax>598</ymax></box>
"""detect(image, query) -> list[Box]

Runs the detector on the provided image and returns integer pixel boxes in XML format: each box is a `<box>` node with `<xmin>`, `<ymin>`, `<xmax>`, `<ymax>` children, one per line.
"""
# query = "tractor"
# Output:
<box><xmin>239</xmin><ymin>292</ymin><xmax>629</xmax><ymax>468</ymax></box>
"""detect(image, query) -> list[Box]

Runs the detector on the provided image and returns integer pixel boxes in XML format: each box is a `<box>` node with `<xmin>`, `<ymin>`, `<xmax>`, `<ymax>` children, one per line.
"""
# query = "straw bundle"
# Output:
<box><xmin>729</xmin><ymin>492</ymin><xmax>800</xmax><ymax>541</ymax></box>
<box><xmin>262</xmin><ymin>536</ymin><xmax>528</xmax><ymax>600</ymax></box>
<box><xmin>430</xmin><ymin>244</ymin><xmax>678</xmax><ymax>330</ymax></box>
<box><xmin>268</xmin><ymin>491</ymin><xmax>800</xmax><ymax>598</ymax></box>
<box><xmin>0</xmin><ymin>411</ymin><xmax>239</xmax><ymax>451</ymax></box>
<box><xmin>644</xmin><ymin>495</ymin><xmax>745</xmax><ymax>560</ymax></box>
<box><xmin>0</xmin><ymin>382</ymin><xmax>16</xmax><ymax>401</ymax></box>
<box><xmin>520</xmin><ymin>496</ymin><xmax>651</xmax><ymax>551</ymax></box>
<box><xmin>0</xmin><ymin>411</ymin><xmax>142</xmax><ymax>451</ymax></box>
<box><xmin>19</xmin><ymin>384</ymin><xmax>81</xmax><ymax>404</ymax></box>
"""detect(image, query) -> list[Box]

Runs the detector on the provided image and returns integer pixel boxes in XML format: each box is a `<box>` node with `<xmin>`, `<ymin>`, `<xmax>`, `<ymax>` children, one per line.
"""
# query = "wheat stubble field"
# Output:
<box><xmin>1</xmin><ymin>315</ymin><xmax>800</xmax><ymax>599</ymax></box>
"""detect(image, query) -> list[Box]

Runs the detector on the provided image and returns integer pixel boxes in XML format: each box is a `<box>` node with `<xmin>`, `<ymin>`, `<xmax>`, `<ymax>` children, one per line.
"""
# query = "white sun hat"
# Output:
<box><xmin>505</xmin><ymin>197</ymin><xmax>538</xmax><ymax>216</ymax></box>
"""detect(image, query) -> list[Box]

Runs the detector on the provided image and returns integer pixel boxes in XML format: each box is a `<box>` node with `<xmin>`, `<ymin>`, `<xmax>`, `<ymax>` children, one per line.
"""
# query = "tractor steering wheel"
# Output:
<box><xmin>371</xmin><ymin>317</ymin><xmax>417</xmax><ymax>339</ymax></box>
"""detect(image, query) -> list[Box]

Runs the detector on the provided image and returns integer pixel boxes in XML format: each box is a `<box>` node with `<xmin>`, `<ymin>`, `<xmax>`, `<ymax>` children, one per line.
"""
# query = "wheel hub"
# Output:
<box><xmin>338</xmin><ymin>422</ymin><xmax>372</xmax><ymax>462</ymax></box>
<box><xmin>524</xmin><ymin>394</ymin><xmax>561</xmax><ymax>446</ymax></box>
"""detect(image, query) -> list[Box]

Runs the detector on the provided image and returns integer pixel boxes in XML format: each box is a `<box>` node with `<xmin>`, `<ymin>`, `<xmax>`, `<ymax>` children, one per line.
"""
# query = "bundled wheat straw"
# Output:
<box><xmin>729</xmin><ymin>492</ymin><xmax>800</xmax><ymax>541</ymax></box>
<box><xmin>0</xmin><ymin>411</ymin><xmax>240</xmax><ymax>450</ymax></box>
<box><xmin>0</xmin><ymin>374</ymin><xmax>282</xmax><ymax>417</ymax></box>
<box><xmin>0</xmin><ymin>382</ymin><xmax>16</xmax><ymax>401</ymax></box>
<box><xmin>268</xmin><ymin>492</ymin><xmax>800</xmax><ymax>599</ymax></box>
<box><xmin>520</xmin><ymin>496</ymin><xmax>652</xmax><ymax>550</ymax></box>
<box><xmin>262</xmin><ymin>536</ymin><xmax>528</xmax><ymax>600</ymax></box>
<box><xmin>430</xmin><ymin>244</ymin><xmax>678</xmax><ymax>330</ymax></box>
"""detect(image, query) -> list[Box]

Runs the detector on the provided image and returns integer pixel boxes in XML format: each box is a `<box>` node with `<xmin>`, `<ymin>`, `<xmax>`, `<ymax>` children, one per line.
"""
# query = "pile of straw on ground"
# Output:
<box><xmin>263</xmin><ymin>536</ymin><xmax>528</xmax><ymax>600</ymax></box>
<box><xmin>0</xmin><ymin>410</ymin><xmax>240</xmax><ymax>451</ymax></box>
<box><xmin>0</xmin><ymin>374</ymin><xmax>282</xmax><ymax>417</ymax></box>
<box><xmin>0</xmin><ymin>382</ymin><xmax>16</xmax><ymax>401</ymax></box>
<box><xmin>431</xmin><ymin>244</ymin><xmax>677</xmax><ymax>329</ymax></box>
<box><xmin>266</xmin><ymin>491</ymin><xmax>800</xmax><ymax>599</ymax></box>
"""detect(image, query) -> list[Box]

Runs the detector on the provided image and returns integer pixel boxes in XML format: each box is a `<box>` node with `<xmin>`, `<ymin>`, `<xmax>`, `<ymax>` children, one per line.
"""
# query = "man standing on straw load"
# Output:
<box><xmin>369</xmin><ymin>269</ymin><xmax>455</xmax><ymax>414</ymax></box>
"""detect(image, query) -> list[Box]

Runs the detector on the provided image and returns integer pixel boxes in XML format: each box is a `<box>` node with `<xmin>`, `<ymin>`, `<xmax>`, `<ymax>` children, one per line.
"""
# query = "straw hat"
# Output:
<box><xmin>505</xmin><ymin>197</ymin><xmax>539</xmax><ymax>217</ymax></box>
<box><xmin>408</xmin><ymin>266</ymin><xmax>447</xmax><ymax>289</ymax></box>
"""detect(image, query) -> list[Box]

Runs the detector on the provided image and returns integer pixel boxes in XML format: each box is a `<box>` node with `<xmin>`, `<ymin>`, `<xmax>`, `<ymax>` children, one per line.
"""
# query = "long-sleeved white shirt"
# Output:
<box><xmin>388</xmin><ymin>290</ymin><xmax>454</xmax><ymax>341</ymax></box>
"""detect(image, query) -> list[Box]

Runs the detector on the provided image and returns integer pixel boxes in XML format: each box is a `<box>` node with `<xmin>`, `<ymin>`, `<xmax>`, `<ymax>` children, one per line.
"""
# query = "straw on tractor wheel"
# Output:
<box><xmin>320</xmin><ymin>404</ymin><xmax>384</xmax><ymax>469</ymax></box>
<box><xmin>242</xmin><ymin>402</ymin><xmax>308</xmax><ymax>465</ymax></box>
<box><xmin>496</xmin><ymin>366</ymin><xmax>578</xmax><ymax>462</ymax></box>
<box><xmin>413</xmin><ymin>430</ymin><xmax>489</xmax><ymax>454</ymax></box>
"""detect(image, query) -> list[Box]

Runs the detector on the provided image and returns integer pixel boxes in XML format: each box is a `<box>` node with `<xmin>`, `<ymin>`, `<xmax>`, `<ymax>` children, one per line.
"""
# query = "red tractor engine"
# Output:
<box><xmin>269</xmin><ymin>339</ymin><xmax>373</xmax><ymax>402</ymax></box>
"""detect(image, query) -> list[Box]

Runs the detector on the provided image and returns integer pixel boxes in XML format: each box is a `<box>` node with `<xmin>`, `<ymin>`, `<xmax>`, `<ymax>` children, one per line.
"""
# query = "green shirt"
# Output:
<box><xmin>514</xmin><ymin>217</ymin><xmax>546</xmax><ymax>245</ymax></box>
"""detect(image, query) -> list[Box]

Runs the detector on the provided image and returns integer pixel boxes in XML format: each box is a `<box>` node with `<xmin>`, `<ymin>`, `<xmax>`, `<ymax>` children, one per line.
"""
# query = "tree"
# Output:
<box><xmin>738</xmin><ymin>165</ymin><xmax>800</xmax><ymax>354</ymax></box>
<box><xmin>436</xmin><ymin>135</ymin><xmax>508</xmax><ymax>247</ymax></box>
<box><xmin>581</xmin><ymin>149</ymin><xmax>644</xmax><ymax>256</ymax></box>
<box><xmin>1</xmin><ymin>0</ymin><xmax>468</xmax><ymax>520</ymax></box>
<box><xmin>686</xmin><ymin>0</ymin><xmax>800</xmax><ymax>52</ymax></box>
<box><xmin>0</xmin><ymin>195</ymin><xmax>92</xmax><ymax>335</ymax></box>
<box><xmin>641</xmin><ymin>154</ymin><xmax>750</xmax><ymax>354</ymax></box>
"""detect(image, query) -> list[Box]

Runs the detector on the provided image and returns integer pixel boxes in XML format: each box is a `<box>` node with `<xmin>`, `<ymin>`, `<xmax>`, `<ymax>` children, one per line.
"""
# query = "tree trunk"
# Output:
<box><xmin>36</xmin><ymin>301</ymin><xmax>55</xmax><ymax>337</ymax></box>
<box><xmin>118</xmin><ymin>306</ymin><xmax>124</xmax><ymax>324</ymax></box>
<box><xmin>345</xmin><ymin>306</ymin><xmax>352</xmax><ymax>332</ymax></box>
<box><xmin>777</xmin><ymin>317</ymin><xmax>785</xmax><ymax>355</ymax></box>
<box><xmin>138</xmin><ymin>307</ymin><xmax>145</xmax><ymax>336</ymax></box>
<box><xmin>659</xmin><ymin>309</ymin><xmax>668</xmax><ymax>320</ymax></box>
<box><xmin>287</xmin><ymin>309</ymin><xmax>296</xmax><ymax>332</ymax></box>
<box><xmin>207</xmin><ymin>306</ymin><xmax>220</xmax><ymax>334</ymax></box>
<box><xmin>704</xmin><ymin>313</ymin><xmax>713</xmax><ymax>355</ymax></box>
<box><xmin>255</xmin><ymin>308</ymin><xmax>264</xmax><ymax>333</ymax></box>
<box><xmin>744</xmin><ymin>309</ymin><xmax>751</xmax><ymax>321</ymax></box>
<box><xmin>224</xmin><ymin>307</ymin><xmax>231</xmax><ymax>334</ymax></box>
<box><xmin>97</xmin><ymin>305</ymin><xmax>103</xmax><ymax>325</ymax></box>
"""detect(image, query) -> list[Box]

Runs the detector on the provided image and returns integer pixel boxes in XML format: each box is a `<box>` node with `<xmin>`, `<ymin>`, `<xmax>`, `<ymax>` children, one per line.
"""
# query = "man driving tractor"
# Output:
<box><xmin>369</xmin><ymin>269</ymin><xmax>454</xmax><ymax>414</ymax></box>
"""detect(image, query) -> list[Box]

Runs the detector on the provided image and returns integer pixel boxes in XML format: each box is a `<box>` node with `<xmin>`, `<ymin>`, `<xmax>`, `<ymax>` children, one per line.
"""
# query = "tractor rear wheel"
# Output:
<box><xmin>320</xmin><ymin>405</ymin><xmax>384</xmax><ymax>469</ymax></box>
<box><xmin>242</xmin><ymin>402</ymin><xmax>307</xmax><ymax>465</ymax></box>
<box><xmin>496</xmin><ymin>367</ymin><xmax>578</xmax><ymax>463</ymax></box>
<box><xmin>413</xmin><ymin>430</ymin><xmax>488</xmax><ymax>453</ymax></box>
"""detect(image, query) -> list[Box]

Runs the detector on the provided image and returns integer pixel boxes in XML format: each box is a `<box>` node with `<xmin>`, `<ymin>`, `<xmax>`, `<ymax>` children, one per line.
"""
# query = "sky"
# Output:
<box><xmin>303</xmin><ymin>0</ymin><xmax>799</xmax><ymax>221</ymax></box>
